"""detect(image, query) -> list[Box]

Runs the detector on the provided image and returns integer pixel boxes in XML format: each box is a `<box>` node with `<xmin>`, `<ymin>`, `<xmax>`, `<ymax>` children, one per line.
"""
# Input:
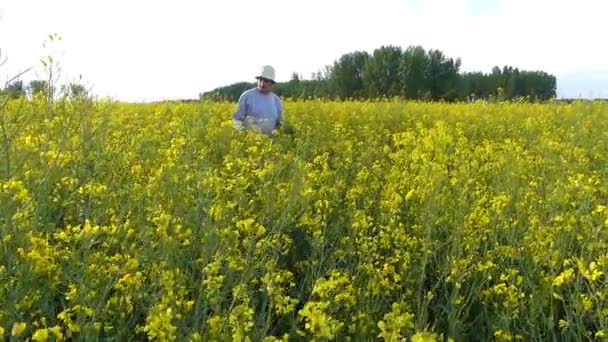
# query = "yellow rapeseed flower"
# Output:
<box><xmin>32</xmin><ymin>328</ymin><xmax>49</xmax><ymax>342</ymax></box>
<box><xmin>11</xmin><ymin>322</ymin><xmax>26</xmax><ymax>337</ymax></box>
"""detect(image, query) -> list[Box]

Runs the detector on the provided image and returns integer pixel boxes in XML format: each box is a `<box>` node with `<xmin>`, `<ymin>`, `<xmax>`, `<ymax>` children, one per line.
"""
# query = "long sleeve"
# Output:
<box><xmin>233</xmin><ymin>93</ymin><xmax>248</xmax><ymax>121</ymax></box>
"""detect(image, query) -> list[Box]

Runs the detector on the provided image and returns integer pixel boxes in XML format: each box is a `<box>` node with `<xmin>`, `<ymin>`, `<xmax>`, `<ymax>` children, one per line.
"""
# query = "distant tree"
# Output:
<box><xmin>4</xmin><ymin>80</ymin><xmax>25</xmax><ymax>99</ymax></box>
<box><xmin>491</xmin><ymin>66</ymin><xmax>502</xmax><ymax>76</ymax></box>
<box><xmin>273</xmin><ymin>78</ymin><xmax>332</xmax><ymax>99</ymax></box>
<box><xmin>61</xmin><ymin>82</ymin><xmax>89</xmax><ymax>99</ymax></box>
<box><xmin>501</xmin><ymin>66</ymin><xmax>515</xmax><ymax>98</ymax></box>
<box><xmin>399</xmin><ymin>45</ymin><xmax>428</xmax><ymax>99</ymax></box>
<box><xmin>199</xmin><ymin>82</ymin><xmax>253</xmax><ymax>102</ymax></box>
<box><xmin>517</xmin><ymin>71</ymin><xmax>556</xmax><ymax>100</ymax></box>
<box><xmin>425</xmin><ymin>49</ymin><xmax>461</xmax><ymax>100</ymax></box>
<box><xmin>364</xmin><ymin>46</ymin><xmax>402</xmax><ymax>97</ymax></box>
<box><xmin>509</xmin><ymin>68</ymin><xmax>522</xmax><ymax>98</ymax></box>
<box><xmin>322</xmin><ymin>65</ymin><xmax>333</xmax><ymax>80</ymax></box>
<box><xmin>28</xmin><ymin>80</ymin><xmax>49</xmax><ymax>96</ymax></box>
<box><xmin>330</xmin><ymin>51</ymin><xmax>369</xmax><ymax>99</ymax></box>
<box><xmin>310</xmin><ymin>69</ymin><xmax>328</xmax><ymax>81</ymax></box>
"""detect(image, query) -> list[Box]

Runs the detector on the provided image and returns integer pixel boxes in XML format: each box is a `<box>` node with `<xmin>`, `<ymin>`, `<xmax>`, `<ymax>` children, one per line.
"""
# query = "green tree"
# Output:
<box><xmin>61</xmin><ymin>82</ymin><xmax>89</xmax><ymax>99</ymax></box>
<box><xmin>28</xmin><ymin>80</ymin><xmax>49</xmax><ymax>96</ymax></box>
<box><xmin>330</xmin><ymin>51</ymin><xmax>369</xmax><ymax>99</ymax></box>
<box><xmin>425</xmin><ymin>49</ymin><xmax>461</xmax><ymax>100</ymax></box>
<box><xmin>199</xmin><ymin>82</ymin><xmax>253</xmax><ymax>102</ymax></box>
<box><xmin>4</xmin><ymin>80</ymin><xmax>25</xmax><ymax>99</ymax></box>
<box><xmin>517</xmin><ymin>71</ymin><xmax>556</xmax><ymax>100</ymax></box>
<box><xmin>399</xmin><ymin>45</ymin><xmax>428</xmax><ymax>99</ymax></box>
<box><xmin>364</xmin><ymin>46</ymin><xmax>402</xmax><ymax>98</ymax></box>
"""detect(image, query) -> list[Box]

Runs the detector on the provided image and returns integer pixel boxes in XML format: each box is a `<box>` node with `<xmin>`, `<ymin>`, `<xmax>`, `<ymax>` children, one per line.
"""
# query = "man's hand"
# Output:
<box><xmin>233</xmin><ymin>119</ymin><xmax>245</xmax><ymax>131</ymax></box>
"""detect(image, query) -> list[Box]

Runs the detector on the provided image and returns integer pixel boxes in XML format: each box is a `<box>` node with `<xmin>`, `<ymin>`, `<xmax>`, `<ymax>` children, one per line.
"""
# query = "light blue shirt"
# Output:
<box><xmin>233</xmin><ymin>88</ymin><xmax>283</xmax><ymax>135</ymax></box>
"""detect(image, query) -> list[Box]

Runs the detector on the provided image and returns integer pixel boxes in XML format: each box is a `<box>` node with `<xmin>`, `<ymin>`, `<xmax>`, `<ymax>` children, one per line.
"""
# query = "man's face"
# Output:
<box><xmin>257</xmin><ymin>77</ymin><xmax>274</xmax><ymax>93</ymax></box>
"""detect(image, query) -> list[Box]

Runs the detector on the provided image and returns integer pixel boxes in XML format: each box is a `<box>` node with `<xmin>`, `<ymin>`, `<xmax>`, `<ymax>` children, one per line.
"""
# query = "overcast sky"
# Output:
<box><xmin>1</xmin><ymin>0</ymin><xmax>607</xmax><ymax>101</ymax></box>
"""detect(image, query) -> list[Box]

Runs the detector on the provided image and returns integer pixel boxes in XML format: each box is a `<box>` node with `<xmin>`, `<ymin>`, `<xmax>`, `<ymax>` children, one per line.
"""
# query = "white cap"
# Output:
<box><xmin>256</xmin><ymin>65</ymin><xmax>276</xmax><ymax>82</ymax></box>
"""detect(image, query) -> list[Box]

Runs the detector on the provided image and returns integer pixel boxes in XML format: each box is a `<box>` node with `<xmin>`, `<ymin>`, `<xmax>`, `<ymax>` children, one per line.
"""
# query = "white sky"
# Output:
<box><xmin>1</xmin><ymin>0</ymin><xmax>607</xmax><ymax>101</ymax></box>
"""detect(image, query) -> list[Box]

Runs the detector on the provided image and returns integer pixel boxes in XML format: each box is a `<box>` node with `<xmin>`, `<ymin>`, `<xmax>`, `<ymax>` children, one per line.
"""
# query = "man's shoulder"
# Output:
<box><xmin>243</xmin><ymin>87</ymin><xmax>258</xmax><ymax>95</ymax></box>
<box><xmin>239</xmin><ymin>87</ymin><xmax>258</xmax><ymax>99</ymax></box>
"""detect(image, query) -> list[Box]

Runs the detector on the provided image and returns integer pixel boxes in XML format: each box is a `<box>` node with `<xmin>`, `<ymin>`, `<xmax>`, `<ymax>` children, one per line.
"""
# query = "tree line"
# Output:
<box><xmin>201</xmin><ymin>45</ymin><xmax>557</xmax><ymax>102</ymax></box>
<box><xmin>0</xmin><ymin>79</ymin><xmax>89</xmax><ymax>100</ymax></box>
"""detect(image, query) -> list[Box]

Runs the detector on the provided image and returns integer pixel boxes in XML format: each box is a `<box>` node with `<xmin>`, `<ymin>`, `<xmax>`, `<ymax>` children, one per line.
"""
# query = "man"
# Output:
<box><xmin>233</xmin><ymin>65</ymin><xmax>284</xmax><ymax>136</ymax></box>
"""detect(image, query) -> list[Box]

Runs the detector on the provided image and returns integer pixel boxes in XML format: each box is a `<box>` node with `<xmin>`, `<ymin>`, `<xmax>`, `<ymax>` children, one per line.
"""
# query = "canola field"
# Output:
<box><xmin>0</xmin><ymin>98</ymin><xmax>607</xmax><ymax>341</ymax></box>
